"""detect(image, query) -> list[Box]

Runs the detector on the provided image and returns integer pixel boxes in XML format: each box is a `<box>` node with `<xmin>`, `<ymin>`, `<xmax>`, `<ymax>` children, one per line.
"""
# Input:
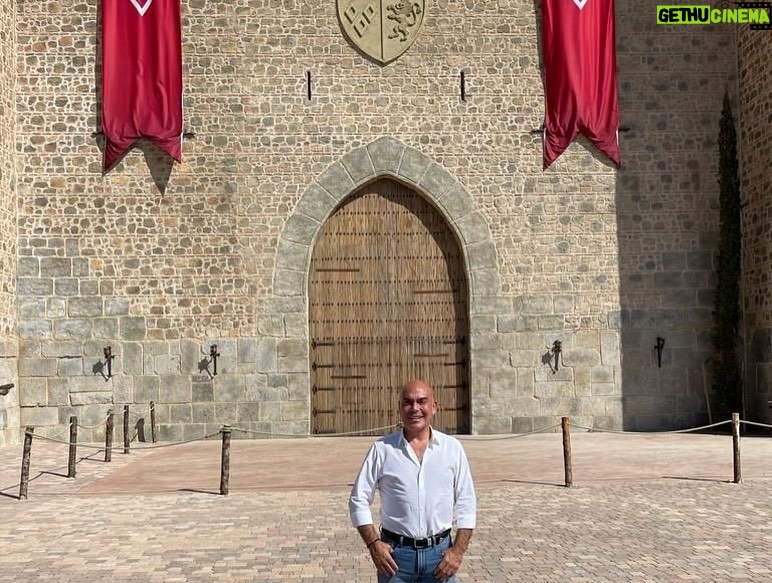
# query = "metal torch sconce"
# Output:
<box><xmin>551</xmin><ymin>340</ymin><xmax>563</xmax><ymax>373</ymax></box>
<box><xmin>655</xmin><ymin>337</ymin><xmax>665</xmax><ymax>368</ymax></box>
<box><xmin>103</xmin><ymin>346</ymin><xmax>115</xmax><ymax>378</ymax></box>
<box><xmin>209</xmin><ymin>344</ymin><xmax>220</xmax><ymax>376</ymax></box>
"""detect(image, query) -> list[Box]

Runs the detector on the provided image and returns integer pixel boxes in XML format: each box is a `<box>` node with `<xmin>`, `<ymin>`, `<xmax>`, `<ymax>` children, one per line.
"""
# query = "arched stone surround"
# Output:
<box><xmin>267</xmin><ymin>136</ymin><xmax>500</xmax><ymax>434</ymax></box>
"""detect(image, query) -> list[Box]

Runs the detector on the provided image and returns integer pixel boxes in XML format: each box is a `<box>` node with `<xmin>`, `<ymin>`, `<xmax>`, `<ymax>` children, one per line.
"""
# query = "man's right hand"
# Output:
<box><xmin>369</xmin><ymin>540</ymin><xmax>398</xmax><ymax>576</ymax></box>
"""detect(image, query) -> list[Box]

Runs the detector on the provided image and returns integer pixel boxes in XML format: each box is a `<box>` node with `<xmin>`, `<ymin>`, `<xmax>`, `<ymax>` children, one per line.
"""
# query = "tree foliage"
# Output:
<box><xmin>711</xmin><ymin>90</ymin><xmax>742</xmax><ymax>419</ymax></box>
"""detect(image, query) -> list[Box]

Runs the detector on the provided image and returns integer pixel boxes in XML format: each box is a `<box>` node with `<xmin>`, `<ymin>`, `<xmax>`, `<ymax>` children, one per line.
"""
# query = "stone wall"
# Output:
<box><xmin>738</xmin><ymin>26</ymin><xmax>772</xmax><ymax>422</ymax></box>
<box><xmin>13</xmin><ymin>1</ymin><xmax>737</xmax><ymax>439</ymax></box>
<box><xmin>0</xmin><ymin>0</ymin><xmax>18</xmax><ymax>447</ymax></box>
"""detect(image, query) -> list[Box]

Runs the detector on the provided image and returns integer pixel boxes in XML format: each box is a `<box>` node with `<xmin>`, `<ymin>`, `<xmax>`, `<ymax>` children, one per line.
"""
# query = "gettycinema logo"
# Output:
<box><xmin>657</xmin><ymin>1</ymin><xmax>771</xmax><ymax>28</ymax></box>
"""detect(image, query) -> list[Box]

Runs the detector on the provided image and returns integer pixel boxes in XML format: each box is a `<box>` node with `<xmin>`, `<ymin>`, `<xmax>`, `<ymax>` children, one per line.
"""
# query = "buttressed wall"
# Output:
<box><xmin>0</xmin><ymin>0</ymin><xmax>18</xmax><ymax>447</ymax></box>
<box><xmin>738</xmin><ymin>27</ymin><xmax>772</xmax><ymax>422</ymax></box>
<box><xmin>11</xmin><ymin>1</ymin><xmax>742</xmax><ymax>441</ymax></box>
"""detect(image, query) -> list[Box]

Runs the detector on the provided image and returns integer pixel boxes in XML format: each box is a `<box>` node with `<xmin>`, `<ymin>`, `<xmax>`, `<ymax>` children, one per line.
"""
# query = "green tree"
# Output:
<box><xmin>711</xmin><ymin>90</ymin><xmax>742</xmax><ymax>420</ymax></box>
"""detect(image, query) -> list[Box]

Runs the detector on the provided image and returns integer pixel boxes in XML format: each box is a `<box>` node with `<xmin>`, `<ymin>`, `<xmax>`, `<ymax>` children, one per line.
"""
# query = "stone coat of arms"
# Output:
<box><xmin>338</xmin><ymin>0</ymin><xmax>426</xmax><ymax>64</ymax></box>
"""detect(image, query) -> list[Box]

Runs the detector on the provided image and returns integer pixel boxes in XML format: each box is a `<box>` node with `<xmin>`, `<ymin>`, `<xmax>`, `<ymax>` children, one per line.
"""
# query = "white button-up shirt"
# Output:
<box><xmin>349</xmin><ymin>428</ymin><xmax>477</xmax><ymax>538</ymax></box>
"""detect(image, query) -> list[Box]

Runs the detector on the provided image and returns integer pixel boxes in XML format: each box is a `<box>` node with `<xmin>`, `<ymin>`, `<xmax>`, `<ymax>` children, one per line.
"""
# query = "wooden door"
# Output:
<box><xmin>309</xmin><ymin>178</ymin><xmax>469</xmax><ymax>435</ymax></box>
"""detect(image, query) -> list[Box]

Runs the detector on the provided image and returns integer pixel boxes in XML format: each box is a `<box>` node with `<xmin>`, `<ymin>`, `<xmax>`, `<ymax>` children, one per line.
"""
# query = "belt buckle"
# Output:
<box><xmin>414</xmin><ymin>537</ymin><xmax>430</xmax><ymax>549</ymax></box>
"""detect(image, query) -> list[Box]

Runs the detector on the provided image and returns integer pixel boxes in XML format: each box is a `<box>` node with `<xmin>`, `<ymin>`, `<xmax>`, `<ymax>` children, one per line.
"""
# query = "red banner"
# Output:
<box><xmin>542</xmin><ymin>0</ymin><xmax>620</xmax><ymax>169</ymax></box>
<box><xmin>101</xmin><ymin>0</ymin><xmax>183</xmax><ymax>171</ymax></box>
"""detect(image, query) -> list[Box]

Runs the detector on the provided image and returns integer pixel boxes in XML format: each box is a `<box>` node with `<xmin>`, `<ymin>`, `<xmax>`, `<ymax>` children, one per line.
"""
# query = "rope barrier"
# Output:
<box><xmin>739</xmin><ymin>420</ymin><xmax>772</xmax><ymax>430</ymax></box>
<box><xmin>569</xmin><ymin>419</ymin><xmax>732</xmax><ymax>435</ymax></box>
<box><xmin>459</xmin><ymin>422</ymin><xmax>563</xmax><ymax>441</ymax></box>
<box><xmin>26</xmin><ymin>430</ymin><xmax>222</xmax><ymax>451</ymax></box>
<box><xmin>231</xmin><ymin>423</ymin><xmax>402</xmax><ymax>438</ymax></box>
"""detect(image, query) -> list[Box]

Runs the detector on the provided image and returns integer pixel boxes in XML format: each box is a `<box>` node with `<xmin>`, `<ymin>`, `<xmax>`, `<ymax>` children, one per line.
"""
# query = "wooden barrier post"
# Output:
<box><xmin>732</xmin><ymin>412</ymin><xmax>741</xmax><ymax>484</ymax></box>
<box><xmin>150</xmin><ymin>401</ymin><xmax>157</xmax><ymax>443</ymax></box>
<box><xmin>220</xmin><ymin>425</ymin><xmax>232</xmax><ymax>496</ymax></box>
<box><xmin>19</xmin><ymin>427</ymin><xmax>34</xmax><ymax>500</ymax></box>
<box><xmin>562</xmin><ymin>416</ymin><xmax>573</xmax><ymax>488</ymax></box>
<box><xmin>123</xmin><ymin>404</ymin><xmax>130</xmax><ymax>454</ymax></box>
<box><xmin>105</xmin><ymin>409</ymin><xmax>114</xmax><ymax>462</ymax></box>
<box><xmin>67</xmin><ymin>415</ymin><xmax>78</xmax><ymax>478</ymax></box>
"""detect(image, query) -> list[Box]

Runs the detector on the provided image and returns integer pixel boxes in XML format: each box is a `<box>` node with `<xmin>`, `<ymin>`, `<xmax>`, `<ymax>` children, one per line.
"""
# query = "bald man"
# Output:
<box><xmin>349</xmin><ymin>379</ymin><xmax>477</xmax><ymax>582</ymax></box>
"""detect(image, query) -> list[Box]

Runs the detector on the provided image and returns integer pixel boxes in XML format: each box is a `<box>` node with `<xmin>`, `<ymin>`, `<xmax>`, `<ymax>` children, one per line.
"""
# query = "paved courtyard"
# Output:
<box><xmin>1</xmin><ymin>430</ymin><xmax>772</xmax><ymax>582</ymax></box>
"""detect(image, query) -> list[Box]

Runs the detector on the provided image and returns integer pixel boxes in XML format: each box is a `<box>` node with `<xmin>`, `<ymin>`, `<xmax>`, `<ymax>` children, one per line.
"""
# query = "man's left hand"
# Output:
<box><xmin>434</xmin><ymin>546</ymin><xmax>464</xmax><ymax>581</ymax></box>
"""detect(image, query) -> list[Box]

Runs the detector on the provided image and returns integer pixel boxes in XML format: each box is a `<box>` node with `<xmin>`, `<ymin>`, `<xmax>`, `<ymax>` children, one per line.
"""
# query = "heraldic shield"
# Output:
<box><xmin>338</xmin><ymin>0</ymin><xmax>426</xmax><ymax>64</ymax></box>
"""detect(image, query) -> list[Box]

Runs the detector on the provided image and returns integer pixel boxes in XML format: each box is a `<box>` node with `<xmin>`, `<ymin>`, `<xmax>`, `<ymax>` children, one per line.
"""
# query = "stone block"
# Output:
<box><xmin>123</xmin><ymin>343</ymin><xmax>143</xmax><ymax>375</ymax></box>
<box><xmin>341</xmin><ymin>146</ymin><xmax>375</xmax><ymax>184</ymax></box>
<box><xmin>471</xmin><ymin>269</ymin><xmax>500</xmax><ymax>296</ymax></box>
<box><xmin>472</xmin><ymin>416</ymin><xmax>512</xmax><ymax>434</ymax></box>
<box><xmin>511</xmin><ymin>416</ymin><xmax>534</xmax><ymax>434</ymax></box>
<box><xmin>19</xmin><ymin>320</ymin><xmax>53</xmax><ymax>340</ymax></box>
<box><xmin>238</xmin><ymin>401</ymin><xmax>261</xmax><ymax>422</ymax></box>
<box><xmin>295</xmin><ymin>183</ymin><xmax>337</xmax><ymax>222</ymax></box>
<box><xmin>600</xmin><ymin>330</ymin><xmax>620</xmax><ymax>366</ymax></box>
<box><xmin>71</xmin><ymin>392</ymin><xmax>112</xmax><ymax>406</ymax></box>
<box><xmin>591</xmin><ymin>367</ymin><xmax>614</xmax><ymax>383</ymax></box>
<box><xmin>466</xmin><ymin>241</ymin><xmax>498</xmax><ymax>271</ymax></box>
<box><xmin>93</xmin><ymin>318</ymin><xmax>119</xmax><ymax>338</ymax></box>
<box><xmin>54</xmin><ymin>319</ymin><xmax>92</xmax><ymax>340</ymax></box>
<box><xmin>192</xmin><ymin>382</ymin><xmax>214</xmax><ymax>402</ymax></box>
<box><xmin>47</xmin><ymin>298</ymin><xmax>67</xmax><ymax>318</ymax></box>
<box><xmin>514</xmin><ymin>295</ymin><xmax>553</xmax><ymax>315</ymax></box>
<box><xmin>246</xmin><ymin>386</ymin><xmax>288</xmax><ymax>401</ymax></box>
<box><xmin>258</xmin><ymin>315</ymin><xmax>285</xmax><ymax>336</ymax></box>
<box><xmin>119</xmin><ymin>317</ymin><xmax>146</xmax><ymax>341</ymax></box>
<box><xmin>592</xmin><ymin>382</ymin><xmax>617</xmax><ymax>396</ymax></box>
<box><xmin>419</xmin><ymin>163</ymin><xmax>456</xmax><ymax>198</ymax></box>
<box><xmin>535</xmin><ymin>367</ymin><xmax>573</xmax><ymax>383</ymax></box>
<box><xmin>258</xmin><ymin>401</ymin><xmax>281</xmax><ymax>422</ymax></box>
<box><xmin>367</xmin><ymin>137</ymin><xmax>404</xmax><ymax>174</ymax></box>
<box><xmin>277</xmin><ymin>338</ymin><xmax>307</xmax><ymax>373</ymax></box>
<box><xmin>470</xmin><ymin>295</ymin><xmax>511</xmax><ymax>315</ymax></box>
<box><xmin>170</xmin><ymin>404</ymin><xmax>192</xmax><ymax>424</ymax></box>
<box><xmin>18</xmin><ymin>278</ymin><xmax>53</xmax><ymax>296</ymax></box>
<box><xmin>18</xmin><ymin>257</ymin><xmax>40</xmax><ymax>277</ymax></box>
<box><xmin>104</xmin><ymin>297</ymin><xmax>130</xmax><ymax>316</ymax></box>
<box><xmin>538</xmin><ymin>315</ymin><xmax>565</xmax><ymax>330</ymax></box>
<box><xmin>236</xmin><ymin>338</ymin><xmax>257</xmax><ymax>363</ymax></box>
<box><xmin>45</xmin><ymin>382</ymin><xmax>69</xmax><ymax>407</ymax></box>
<box><xmin>275</xmin><ymin>238</ymin><xmax>310</xmax><ymax>272</ymax></box>
<box><xmin>316</xmin><ymin>162</ymin><xmax>355</xmax><ymax>201</ymax></box>
<box><xmin>21</xmin><ymin>406</ymin><xmax>59</xmax><ymax>426</ymax></box>
<box><xmin>19</xmin><ymin>358</ymin><xmax>57</xmax><ymax>377</ymax></box>
<box><xmin>113</xmin><ymin>377</ymin><xmax>134</xmax><ymax>405</ymax></box>
<box><xmin>397</xmin><ymin>147</ymin><xmax>430</xmax><ymax>184</ymax></box>
<box><xmin>40</xmin><ymin>257</ymin><xmax>71</xmax><ymax>277</ymax></box>
<box><xmin>257</xmin><ymin>338</ymin><xmax>278</xmax><ymax>373</ymax></box>
<box><xmin>284</xmin><ymin>314</ymin><xmax>307</xmax><ymax>337</ymax></box>
<box><xmin>154</xmin><ymin>354</ymin><xmax>181</xmax><ymax>375</ymax></box>
<box><xmin>436</xmin><ymin>182</ymin><xmax>474</xmax><ymax>220</ymax></box>
<box><xmin>69</xmin><ymin>297</ymin><xmax>103</xmax><ymax>318</ymax></box>
<box><xmin>562</xmin><ymin>348</ymin><xmax>601</xmax><ymax>367</ymax></box>
<box><xmin>215</xmin><ymin>375</ymin><xmax>245</xmax><ymax>402</ymax></box>
<box><xmin>192</xmin><ymin>403</ymin><xmax>215</xmax><ymax>423</ymax></box>
<box><xmin>274</xmin><ymin>269</ymin><xmax>305</xmax><ymax>297</ymax></box>
<box><xmin>19</xmin><ymin>377</ymin><xmax>47</xmax><ymax>406</ymax></box>
<box><xmin>57</xmin><ymin>357</ymin><xmax>83</xmax><ymax>376</ymax></box>
<box><xmin>159</xmin><ymin>376</ymin><xmax>191</xmax><ymax>403</ymax></box>
<box><xmin>534</xmin><ymin>381</ymin><xmax>574</xmax><ymax>399</ymax></box>
<box><xmin>454</xmin><ymin>212</ymin><xmax>490</xmax><ymax>246</ymax></box>
<box><xmin>54</xmin><ymin>278</ymin><xmax>79</xmax><ymax>296</ymax></box>
<box><xmin>489</xmin><ymin>370</ymin><xmax>517</xmax><ymax>398</ymax></box>
<box><xmin>19</xmin><ymin>297</ymin><xmax>46</xmax><ymax>319</ymax></box>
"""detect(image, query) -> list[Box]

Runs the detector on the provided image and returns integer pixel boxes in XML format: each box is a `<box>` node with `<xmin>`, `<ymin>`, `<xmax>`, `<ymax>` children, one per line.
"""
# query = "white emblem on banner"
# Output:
<box><xmin>129</xmin><ymin>0</ymin><xmax>155</xmax><ymax>16</ymax></box>
<box><xmin>572</xmin><ymin>0</ymin><xmax>588</xmax><ymax>9</ymax></box>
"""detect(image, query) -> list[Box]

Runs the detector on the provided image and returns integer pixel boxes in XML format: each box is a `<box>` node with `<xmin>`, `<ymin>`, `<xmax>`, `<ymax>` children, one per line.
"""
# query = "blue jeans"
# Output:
<box><xmin>377</xmin><ymin>535</ymin><xmax>454</xmax><ymax>583</ymax></box>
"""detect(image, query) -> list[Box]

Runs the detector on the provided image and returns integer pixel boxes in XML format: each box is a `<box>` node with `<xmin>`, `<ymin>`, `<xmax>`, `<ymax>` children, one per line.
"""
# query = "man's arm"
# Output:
<box><xmin>434</xmin><ymin>528</ymin><xmax>473</xmax><ymax>580</ymax></box>
<box><xmin>357</xmin><ymin>524</ymin><xmax>398</xmax><ymax>577</ymax></box>
<box><xmin>349</xmin><ymin>444</ymin><xmax>397</xmax><ymax>576</ymax></box>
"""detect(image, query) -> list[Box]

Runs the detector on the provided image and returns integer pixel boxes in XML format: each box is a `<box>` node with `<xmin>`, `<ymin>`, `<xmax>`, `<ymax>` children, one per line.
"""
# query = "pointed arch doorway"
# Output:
<box><xmin>309</xmin><ymin>178</ymin><xmax>470</xmax><ymax>436</ymax></box>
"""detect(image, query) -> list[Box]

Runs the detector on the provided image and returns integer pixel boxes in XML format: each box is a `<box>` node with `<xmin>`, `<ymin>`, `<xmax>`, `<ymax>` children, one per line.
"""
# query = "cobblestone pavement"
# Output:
<box><xmin>2</xmin><ymin>432</ymin><xmax>772</xmax><ymax>582</ymax></box>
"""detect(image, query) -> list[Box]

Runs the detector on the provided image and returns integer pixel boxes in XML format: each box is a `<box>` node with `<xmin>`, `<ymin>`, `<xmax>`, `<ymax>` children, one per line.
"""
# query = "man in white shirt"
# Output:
<box><xmin>349</xmin><ymin>379</ymin><xmax>477</xmax><ymax>582</ymax></box>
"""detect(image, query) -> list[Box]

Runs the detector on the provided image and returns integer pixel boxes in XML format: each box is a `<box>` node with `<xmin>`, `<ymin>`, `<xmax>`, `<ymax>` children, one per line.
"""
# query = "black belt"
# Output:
<box><xmin>381</xmin><ymin>528</ymin><xmax>451</xmax><ymax>549</ymax></box>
